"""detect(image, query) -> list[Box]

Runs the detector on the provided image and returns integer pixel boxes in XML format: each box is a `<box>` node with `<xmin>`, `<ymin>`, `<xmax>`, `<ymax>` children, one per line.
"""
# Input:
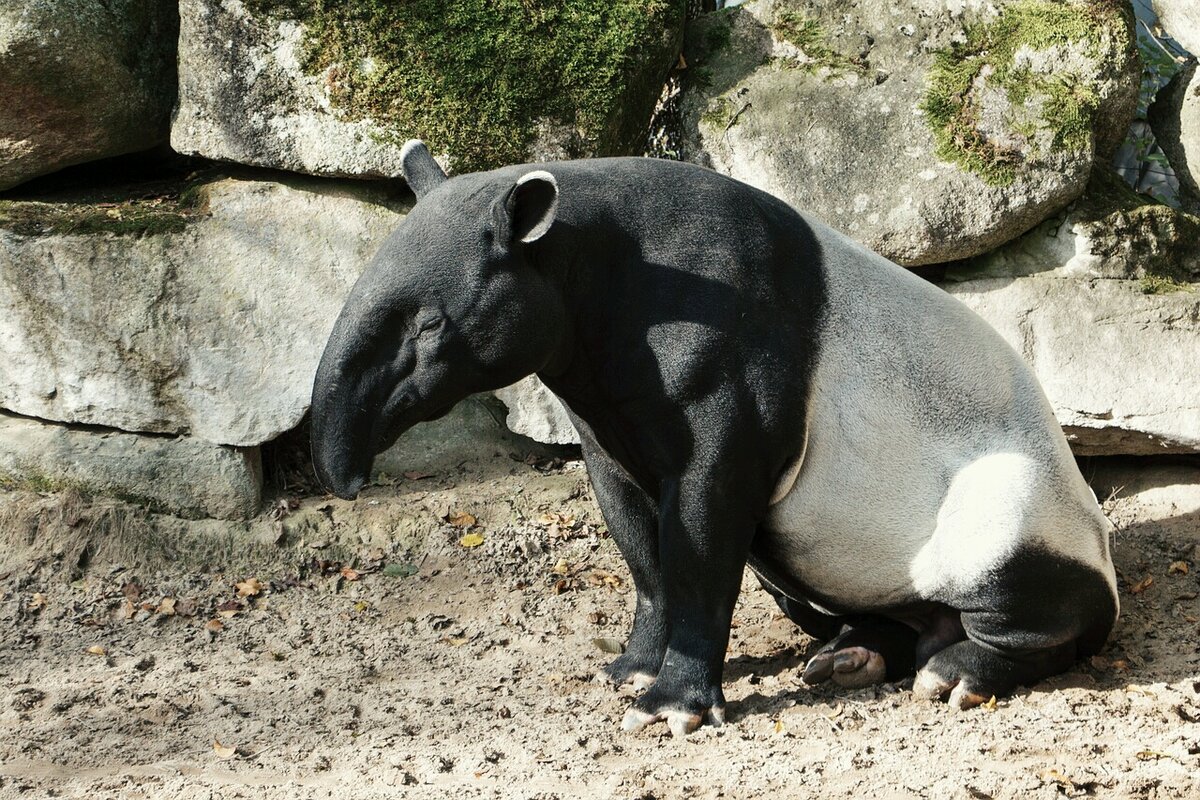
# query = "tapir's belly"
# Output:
<box><xmin>759</xmin><ymin>227</ymin><xmax>1113</xmax><ymax>612</ymax></box>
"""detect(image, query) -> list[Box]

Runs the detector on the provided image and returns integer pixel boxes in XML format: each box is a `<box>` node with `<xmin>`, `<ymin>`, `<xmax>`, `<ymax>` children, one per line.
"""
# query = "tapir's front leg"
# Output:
<box><xmin>572</xmin><ymin>416</ymin><xmax>669</xmax><ymax>689</ymax></box>
<box><xmin>620</xmin><ymin>470</ymin><xmax>757</xmax><ymax>737</ymax></box>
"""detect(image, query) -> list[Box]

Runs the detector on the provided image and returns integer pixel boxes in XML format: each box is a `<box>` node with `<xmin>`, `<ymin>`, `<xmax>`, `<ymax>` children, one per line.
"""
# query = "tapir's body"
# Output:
<box><xmin>311</xmin><ymin>145</ymin><xmax>1118</xmax><ymax>736</ymax></box>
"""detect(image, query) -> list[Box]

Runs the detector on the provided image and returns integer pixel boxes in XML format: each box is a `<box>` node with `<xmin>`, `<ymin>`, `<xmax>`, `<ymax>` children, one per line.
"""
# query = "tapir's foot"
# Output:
<box><xmin>620</xmin><ymin>676</ymin><xmax>726</xmax><ymax>738</ymax></box>
<box><xmin>802</xmin><ymin>617</ymin><xmax>919</xmax><ymax>689</ymax></box>
<box><xmin>912</xmin><ymin>639</ymin><xmax>1075</xmax><ymax>710</ymax></box>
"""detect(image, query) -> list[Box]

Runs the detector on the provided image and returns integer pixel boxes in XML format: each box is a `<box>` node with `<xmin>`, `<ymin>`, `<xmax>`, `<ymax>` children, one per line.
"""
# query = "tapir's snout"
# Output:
<box><xmin>309</xmin><ymin>357</ymin><xmax>376</xmax><ymax>500</ymax></box>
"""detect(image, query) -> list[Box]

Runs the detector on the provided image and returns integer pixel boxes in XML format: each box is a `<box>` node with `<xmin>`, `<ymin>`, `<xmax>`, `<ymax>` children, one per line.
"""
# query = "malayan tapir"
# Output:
<box><xmin>309</xmin><ymin>141</ymin><xmax>1118</xmax><ymax>737</ymax></box>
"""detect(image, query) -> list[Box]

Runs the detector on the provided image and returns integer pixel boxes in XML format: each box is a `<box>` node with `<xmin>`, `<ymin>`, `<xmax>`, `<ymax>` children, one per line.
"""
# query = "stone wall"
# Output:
<box><xmin>0</xmin><ymin>0</ymin><xmax>1196</xmax><ymax>521</ymax></box>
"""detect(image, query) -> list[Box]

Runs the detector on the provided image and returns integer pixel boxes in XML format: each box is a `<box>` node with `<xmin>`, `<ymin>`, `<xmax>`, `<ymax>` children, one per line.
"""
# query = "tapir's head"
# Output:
<box><xmin>310</xmin><ymin>141</ymin><xmax>566</xmax><ymax>498</ymax></box>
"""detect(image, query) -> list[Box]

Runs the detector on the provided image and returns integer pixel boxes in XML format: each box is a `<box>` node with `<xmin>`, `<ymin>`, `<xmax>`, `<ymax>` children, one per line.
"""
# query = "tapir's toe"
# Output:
<box><xmin>619</xmin><ymin>679</ymin><xmax>726</xmax><ymax>737</ymax></box>
<box><xmin>804</xmin><ymin>646</ymin><xmax>888</xmax><ymax>689</ymax></box>
<box><xmin>803</xmin><ymin>618</ymin><xmax>919</xmax><ymax>688</ymax></box>
<box><xmin>620</xmin><ymin>705</ymin><xmax>722</xmax><ymax>738</ymax></box>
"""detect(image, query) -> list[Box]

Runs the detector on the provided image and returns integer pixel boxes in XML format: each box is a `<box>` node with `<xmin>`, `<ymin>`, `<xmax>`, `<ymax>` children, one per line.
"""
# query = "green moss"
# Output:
<box><xmin>773</xmin><ymin>10</ymin><xmax>862</xmax><ymax>75</ymax></box>
<box><xmin>921</xmin><ymin>0</ymin><xmax>1129</xmax><ymax>186</ymax></box>
<box><xmin>1139</xmin><ymin>274</ymin><xmax>1193</xmax><ymax>294</ymax></box>
<box><xmin>246</xmin><ymin>0</ymin><xmax>682</xmax><ymax>172</ymax></box>
<box><xmin>1077</xmin><ymin>166</ymin><xmax>1200</xmax><ymax>284</ymax></box>
<box><xmin>0</xmin><ymin>470</ymin><xmax>84</xmax><ymax>496</ymax></box>
<box><xmin>0</xmin><ymin>181</ymin><xmax>210</xmax><ymax>238</ymax></box>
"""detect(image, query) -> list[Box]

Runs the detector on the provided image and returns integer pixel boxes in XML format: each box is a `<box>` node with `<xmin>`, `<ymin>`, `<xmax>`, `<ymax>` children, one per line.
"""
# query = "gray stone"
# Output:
<box><xmin>1149</xmin><ymin>63</ymin><xmax>1200</xmax><ymax>209</ymax></box>
<box><xmin>0</xmin><ymin>0</ymin><xmax>178</xmax><ymax>191</ymax></box>
<box><xmin>943</xmin><ymin>277</ymin><xmax>1199</xmax><ymax>455</ymax></box>
<box><xmin>494</xmin><ymin>378</ymin><xmax>579</xmax><ymax>446</ymax></box>
<box><xmin>1154</xmin><ymin>0</ymin><xmax>1200</xmax><ymax>56</ymax></box>
<box><xmin>0</xmin><ymin>411</ymin><xmax>261</xmax><ymax>520</ymax></box>
<box><xmin>0</xmin><ymin>173</ymin><xmax>409</xmax><ymax>446</ymax></box>
<box><xmin>945</xmin><ymin>168</ymin><xmax>1200</xmax><ymax>284</ymax></box>
<box><xmin>679</xmin><ymin>0</ymin><xmax>1140</xmax><ymax>266</ymax></box>
<box><xmin>941</xmin><ymin>174</ymin><xmax>1200</xmax><ymax>455</ymax></box>
<box><xmin>374</xmin><ymin>395</ymin><xmax>557</xmax><ymax>477</ymax></box>
<box><xmin>172</xmin><ymin>0</ymin><xmax>408</xmax><ymax>179</ymax></box>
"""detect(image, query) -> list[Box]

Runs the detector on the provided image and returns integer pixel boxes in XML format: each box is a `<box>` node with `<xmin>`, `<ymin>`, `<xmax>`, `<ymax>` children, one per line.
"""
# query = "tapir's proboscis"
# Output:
<box><xmin>310</xmin><ymin>141</ymin><xmax>1118</xmax><ymax>737</ymax></box>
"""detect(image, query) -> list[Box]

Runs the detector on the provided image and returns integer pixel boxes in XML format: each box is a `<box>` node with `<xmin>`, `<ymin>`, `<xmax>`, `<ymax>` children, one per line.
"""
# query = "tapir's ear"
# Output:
<box><xmin>399</xmin><ymin>140</ymin><xmax>448</xmax><ymax>199</ymax></box>
<box><xmin>501</xmin><ymin>170</ymin><xmax>559</xmax><ymax>245</ymax></box>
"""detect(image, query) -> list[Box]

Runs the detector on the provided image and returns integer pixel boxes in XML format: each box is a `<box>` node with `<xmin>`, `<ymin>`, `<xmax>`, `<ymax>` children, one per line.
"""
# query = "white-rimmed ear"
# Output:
<box><xmin>504</xmin><ymin>170</ymin><xmax>559</xmax><ymax>244</ymax></box>
<box><xmin>399</xmin><ymin>140</ymin><xmax>448</xmax><ymax>199</ymax></box>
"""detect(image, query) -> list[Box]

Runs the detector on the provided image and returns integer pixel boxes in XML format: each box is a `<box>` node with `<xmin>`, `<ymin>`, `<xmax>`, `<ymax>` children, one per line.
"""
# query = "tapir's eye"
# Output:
<box><xmin>415</xmin><ymin>316</ymin><xmax>444</xmax><ymax>338</ymax></box>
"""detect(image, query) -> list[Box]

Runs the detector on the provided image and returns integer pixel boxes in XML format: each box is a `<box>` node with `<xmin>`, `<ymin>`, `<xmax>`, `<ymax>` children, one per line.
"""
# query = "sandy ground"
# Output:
<box><xmin>0</xmin><ymin>453</ymin><xmax>1198</xmax><ymax>800</ymax></box>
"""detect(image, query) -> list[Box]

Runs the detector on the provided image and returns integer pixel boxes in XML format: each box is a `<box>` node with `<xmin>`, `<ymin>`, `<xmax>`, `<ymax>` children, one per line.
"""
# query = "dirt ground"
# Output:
<box><xmin>0</xmin><ymin>452</ymin><xmax>1198</xmax><ymax>800</ymax></box>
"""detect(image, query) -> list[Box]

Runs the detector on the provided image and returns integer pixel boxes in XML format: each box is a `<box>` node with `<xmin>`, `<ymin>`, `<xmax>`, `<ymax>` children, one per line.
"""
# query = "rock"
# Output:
<box><xmin>679</xmin><ymin>0</ymin><xmax>1140</xmax><ymax>266</ymax></box>
<box><xmin>494</xmin><ymin>378</ymin><xmax>579</xmax><ymax>446</ymax></box>
<box><xmin>1154</xmin><ymin>0</ymin><xmax>1200</xmax><ymax>56</ymax></box>
<box><xmin>374</xmin><ymin>395</ymin><xmax>565</xmax><ymax>478</ymax></box>
<box><xmin>946</xmin><ymin>167</ymin><xmax>1200</xmax><ymax>284</ymax></box>
<box><xmin>0</xmin><ymin>172</ymin><xmax>409</xmax><ymax>446</ymax></box>
<box><xmin>0</xmin><ymin>0</ymin><xmax>178</xmax><ymax>191</ymax></box>
<box><xmin>1149</xmin><ymin>63</ymin><xmax>1200</xmax><ymax>209</ymax></box>
<box><xmin>172</xmin><ymin>0</ymin><xmax>684</xmax><ymax>177</ymax></box>
<box><xmin>941</xmin><ymin>170</ymin><xmax>1200</xmax><ymax>455</ymax></box>
<box><xmin>0</xmin><ymin>411</ymin><xmax>261</xmax><ymax>520</ymax></box>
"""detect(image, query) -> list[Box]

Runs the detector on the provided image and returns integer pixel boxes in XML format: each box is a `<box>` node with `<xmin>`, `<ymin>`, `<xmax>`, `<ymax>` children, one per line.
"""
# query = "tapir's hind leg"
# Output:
<box><xmin>914</xmin><ymin>547</ymin><xmax>1118</xmax><ymax>709</ymax></box>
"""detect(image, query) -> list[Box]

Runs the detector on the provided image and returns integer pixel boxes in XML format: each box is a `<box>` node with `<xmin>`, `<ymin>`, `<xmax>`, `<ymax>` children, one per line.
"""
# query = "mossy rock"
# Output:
<box><xmin>173</xmin><ymin>0</ymin><xmax>686</xmax><ymax>176</ymax></box>
<box><xmin>677</xmin><ymin>0</ymin><xmax>1140</xmax><ymax>266</ymax></box>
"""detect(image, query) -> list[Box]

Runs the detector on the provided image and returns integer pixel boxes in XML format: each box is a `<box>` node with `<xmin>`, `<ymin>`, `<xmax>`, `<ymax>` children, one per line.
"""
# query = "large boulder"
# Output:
<box><xmin>679</xmin><ymin>0</ymin><xmax>1140</xmax><ymax>266</ymax></box>
<box><xmin>941</xmin><ymin>169</ymin><xmax>1200</xmax><ymax>455</ymax></box>
<box><xmin>1149</xmin><ymin>63</ymin><xmax>1200</xmax><ymax>210</ymax></box>
<box><xmin>1154</xmin><ymin>0</ymin><xmax>1200</xmax><ymax>56</ymax></box>
<box><xmin>0</xmin><ymin>0</ymin><xmax>178</xmax><ymax>191</ymax></box>
<box><xmin>0</xmin><ymin>172</ymin><xmax>409</xmax><ymax>447</ymax></box>
<box><xmin>0</xmin><ymin>411</ymin><xmax>261</xmax><ymax>520</ymax></box>
<box><xmin>172</xmin><ymin>0</ymin><xmax>685</xmax><ymax>177</ymax></box>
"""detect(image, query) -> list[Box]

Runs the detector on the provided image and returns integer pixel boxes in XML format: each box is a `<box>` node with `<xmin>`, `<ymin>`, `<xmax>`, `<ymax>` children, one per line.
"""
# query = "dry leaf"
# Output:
<box><xmin>122</xmin><ymin>582</ymin><xmax>142</xmax><ymax>602</ymax></box>
<box><xmin>216</xmin><ymin>600</ymin><xmax>243</xmax><ymax>618</ymax></box>
<box><xmin>982</xmin><ymin>695</ymin><xmax>998</xmax><ymax>711</ymax></box>
<box><xmin>403</xmin><ymin>471</ymin><xmax>434</xmax><ymax>481</ymax></box>
<box><xmin>774</xmin><ymin>719</ymin><xmax>785</xmax><ymax>734</ymax></box>
<box><xmin>340</xmin><ymin>566</ymin><xmax>360</xmax><ymax>581</ymax></box>
<box><xmin>121</xmin><ymin>598</ymin><xmax>136</xmax><ymax>621</ymax></box>
<box><xmin>1111</xmin><ymin>659</ymin><xmax>1130</xmax><ymax>672</ymax></box>
<box><xmin>446</xmin><ymin>510</ymin><xmax>477</xmax><ymax>527</ymax></box>
<box><xmin>204</xmin><ymin>618</ymin><xmax>224</xmax><ymax>633</ymax></box>
<box><xmin>28</xmin><ymin>592</ymin><xmax>47</xmax><ymax>611</ymax></box>
<box><xmin>235</xmin><ymin>577</ymin><xmax>264</xmax><ymax>597</ymax></box>
<box><xmin>158</xmin><ymin>597</ymin><xmax>177</xmax><ymax>616</ymax></box>
<box><xmin>459</xmin><ymin>532</ymin><xmax>485</xmax><ymax>548</ymax></box>
<box><xmin>1135</xmin><ymin>749</ymin><xmax>1172</xmax><ymax>761</ymax></box>
<box><xmin>592</xmin><ymin>637</ymin><xmax>625</xmax><ymax>655</ymax></box>
<box><xmin>550</xmin><ymin>558</ymin><xmax>571</xmax><ymax>577</ymax></box>
<box><xmin>822</xmin><ymin>705</ymin><xmax>844</xmax><ymax>720</ymax></box>
<box><xmin>1130</xmin><ymin>576</ymin><xmax>1154</xmax><ymax>594</ymax></box>
<box><xmin>86</xmin><ymin>645</ymin><xmax>107</xmax><ymax>656</ymax></box>
<box><xmin>353</xmin><ymin>600</ymin><xmax>370</xmax><ymax>613</ymax></box>
<box><xmin>1169</xmin><ymin>561</ymin><xmax>1190</xmax><ymax>575</ymax></box>
<box><xmin>213</xmin><ymin>739</ymin><xmax>237</xmax><ymax>759</ymax></box>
